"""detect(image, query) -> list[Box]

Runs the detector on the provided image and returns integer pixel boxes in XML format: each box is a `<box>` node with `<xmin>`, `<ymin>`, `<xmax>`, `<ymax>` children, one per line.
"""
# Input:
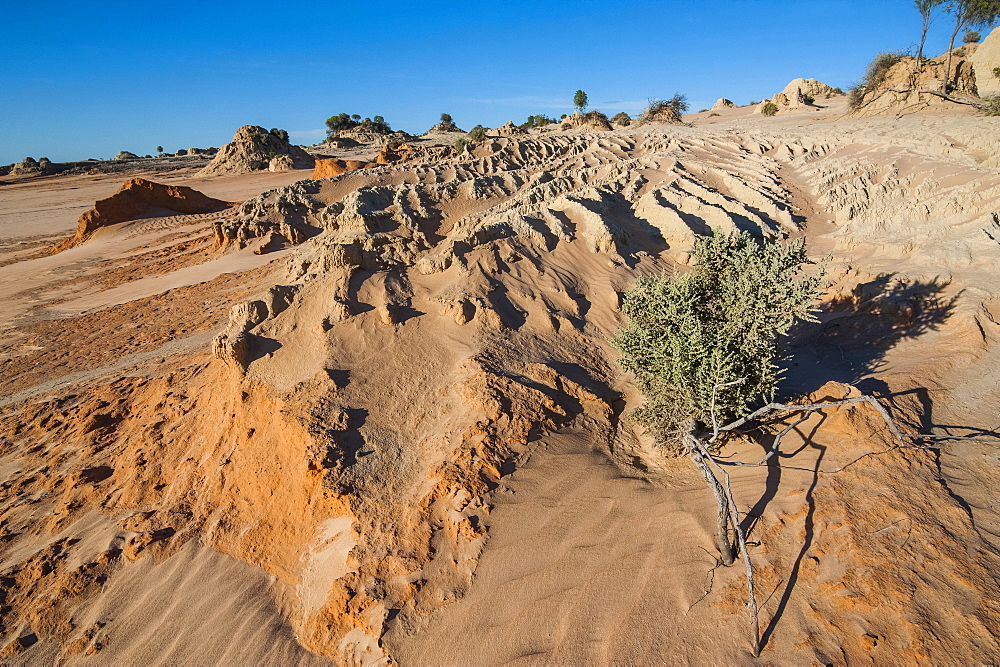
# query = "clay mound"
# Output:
<box><xmin>493</xmin><ymin>121</ymin><xmax>526</xmax><ymax>137</ymax></box>
<box><xmin>712</xmin><ymin>97</ymin><xmax>736</xmax><ymax>110</ymax></box>
<box><xmin>56</xmin><ymin>177</ymin><xmax>234</xmax><ymax>250</ymax></box>
<box><xmin>968</xmin><ymin>26</ymin><xmax>1000</xmax><ymax>97</ymax></box>
<box><xmin>9</xmin><ymin>157</ymin><xmax>55</xmax><ymax>176</ymax></box>
<box><xmin>561</xmin><ymin>111</ymin><xmax>613</xmax><ymax>130</ymax></box>
<box><xmin>755</xmin><ymin>78</ymin><xmax>838</xmax><ymax>114</ymax></box>
<box><xmin>113</xmin><ymin>151</ymin><xmax>140</xmax><ymax>161</ymax></box>
<box><xmin>198</xmin><ymin>125</ymin><xmax>315</xmax><ymax>177</ymax></box>
<box><xmin>425</xmin><ymin>121</ymin><xmax>465</xmax><ymax>134</ymax></box>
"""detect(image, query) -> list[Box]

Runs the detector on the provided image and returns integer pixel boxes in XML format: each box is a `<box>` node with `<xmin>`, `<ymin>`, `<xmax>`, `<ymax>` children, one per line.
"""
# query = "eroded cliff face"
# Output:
<box><xmin>2</xmin><ymin>116</ymin><xmax>1000</xmax><ymax>663</ymax></box>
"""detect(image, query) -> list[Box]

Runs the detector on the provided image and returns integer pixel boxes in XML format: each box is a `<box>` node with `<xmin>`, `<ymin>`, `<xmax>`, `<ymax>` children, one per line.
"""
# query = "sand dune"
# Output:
<box><xmin>1</xmin><ymin>103</ymin><xmax>999</xmax><ymax>663</ymax></box>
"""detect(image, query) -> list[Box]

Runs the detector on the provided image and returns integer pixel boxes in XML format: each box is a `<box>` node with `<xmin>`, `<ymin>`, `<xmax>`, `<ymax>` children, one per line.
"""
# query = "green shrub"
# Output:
<box><xmin>468</xmin><ymin>125</ymin><xmax>488</xmax><ymax>142</ymax></box>
<box><xmin>520</xmin><ymin>114</ymin><xmax>555</xmax><ymax>129</ymax></box>
<box><xmin>611</xmin><ymin>232</ymin><xmax>825</xmax><ymax>447</ymax></box>
<box><xmin>453</xmin><ymin>138</ymin><xmax>469</xmax><ymax>154</ymax></box>
<box><xmin>270</xmin><ymin>128</ymin><xmax>289</xmax><ymax>143</ymax></box>
<box><xmin>802</xmin><ymin>94</ymin><xmax>815</xmax><ymax>105</ymax></box>
<box><xmin>326</xmin><ymin>113</ymin><xmax>357</xmax><ymax>133</ymax></box>
<box><xmin>963</xmin><ymin>30</ymin><xmax>981</xmax><ymax>43</ymax></box>
<box><xmin>993</xmin><ymin>66</ymin><xmax>1000</xmax><ymax>79</ymax></box>
<box><xmin>611</xmin><ymin>112</ymin><xmax>632</xmax><ymax>126</ymax></box>
<box><xmin>441</xmin><ymin>112</ymin><xmax>453</xmax><ymax>123</ymax></box>
<box><xmin>953</xmin><ymin>47</ymin><xmax>967</xmax><ymax>57</ymax></box>
<box><xmin>761</xmin><ymin>101</ymin><xmax>779</xmax><ymax>116</ymax></box>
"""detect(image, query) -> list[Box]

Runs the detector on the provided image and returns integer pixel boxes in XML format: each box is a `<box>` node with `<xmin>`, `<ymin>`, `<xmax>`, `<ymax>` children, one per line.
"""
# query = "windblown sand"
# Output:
<box><xmin>1</xmin><ymin>98</ymin><xmax>999</xmax><ymax>664</ymax></box>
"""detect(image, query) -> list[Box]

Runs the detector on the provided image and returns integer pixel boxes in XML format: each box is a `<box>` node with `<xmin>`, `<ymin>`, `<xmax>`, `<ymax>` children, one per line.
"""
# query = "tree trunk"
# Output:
<box><xmin>943</xmin><ymin>17</ymin><xmax>964</xmax><ymax>92</ymax></box>
<box><xmin>684</xmin><ymin>422</ymin><xmax>735</xmax><ymax>566</ymax></box>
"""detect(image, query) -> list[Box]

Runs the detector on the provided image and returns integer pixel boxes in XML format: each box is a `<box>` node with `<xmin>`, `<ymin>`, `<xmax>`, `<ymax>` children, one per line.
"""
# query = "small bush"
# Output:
<box><xmin>453</xmin><ymin>138</ymin><xmax>469</xmax><ymax>154</ymax></box>
<box><xmin>993</xmin><ymin>66</ymin><xmax>1000</xmax><ymax>79</ymax></box>
<box><xmin>176</xmin><ymin>148</ymin><xmax>188</xmax><ymax>156</ymax></box>
<box><xmin>611</xmin><ymin>232</ymin><xmax>825</xmax><ymax>447</ymax></box>
<box><xmin>802</xmin><ymin>94</ymin><xmax>815</xmax><ymax>106</ymax></box>
<box><xmin>468</xmin><ymin>125</ymin><xmax>488</xmax><ymax>142</ymax></box>
<box><xmin>611</xmin><ymin>111</ymin><xmax>632</xmax><ymax>126</ymax></box>
<box><xmin>963</xmin><ymin>30</ymin><xmax>981</xmax><ymax>43</ymax></box>
<box><xmin>270</xmin><ymin>128</ymin><xmax>289</xmax><ymax>143</ymax></box>
<box><xmin>748</xmin><ymin>100</ymin><xmax>759</xmax><ymax>106</ymax></box>
<box><xmin>441</xmin><ymin>112</ymin><xmax>453</xmax><ymax>123</ymax></box>
<box><xmin>953</xmin><ymin>47</ymin><xmax>967</xmax><ymax>57</ymax></box>
<box><xmin>848</xmin><ymin>51</ymin><xmax>906</xmax><ymax>110</ymax></box>
<box><xmin>980</xmin><ymin>95</ymin><xmax>1000</xmax><ymax>116</ymax></box>
<box><xmin>761</xmin><ymin>101</ymin><xmax>779</xmax><ymax>116</ymax></box>
<box><xmin>708</xmin><ymin>112</ymin><xmax>720</xmax><ymax>117</ymax></box>
<box><xmin>520</xmin><ymin>114</ymin><xmax>555</xmax><ymax>129</ymax></box>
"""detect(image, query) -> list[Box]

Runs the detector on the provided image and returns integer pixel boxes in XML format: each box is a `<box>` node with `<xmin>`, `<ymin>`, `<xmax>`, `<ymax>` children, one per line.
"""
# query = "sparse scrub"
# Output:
<box><xmin>963</xmin><ymin>29</ymin><xmax>981</xmax><ymax>42</ymax></box>
<box><xmin>453</xmin><ymin>137</ymin><xmax>469</xmax><ymax>153</ymax></box>
<box><xmin>953</xmin><ymin>46</ymin><xmax>968</xmax><ymax>57</ymax></box>
<box><xmin>848</xmin><ymin>51</ymin><xmax>906</xmax><ymax>110</ymax></box>
<box><xmin>980</xmin><ymin>95</ymin><xmax>1000</xmax><ymax>115</ymax></box>
<box><xmin>269</xmin><ymin>128</ymin><xmax>289</xmax><ymax>143</ymax></box>
<box><xmin>802</xmin><ymin>93</ymin><xmax>815</xmax><ymax>105</ymax></box>
<box><xmin>994</xmin><ymin>66</ymin><xmax>1000</xmax><ymax>79</ymax></box>
<box><xmin>468</xmin><ymin>125</ymin><xmax>488</xmax><ymax>142</ymax></box>
<box><xmin>611</xmin><ymin>231</ymin><xmax>825</xmax><ymax>450</ymax></box>
<box><xmin>761</xmin><ymin>101</ymin><xmax>779</xmax><ymax>116</ymax></box>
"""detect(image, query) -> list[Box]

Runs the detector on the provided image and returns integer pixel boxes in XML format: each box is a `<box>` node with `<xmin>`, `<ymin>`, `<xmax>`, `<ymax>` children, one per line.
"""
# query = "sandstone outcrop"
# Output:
<box><xmin>57</xmin><ymin>177</ymin><xmax>233</xmax><ymax>250</ymax></box>
<box><xmin>849</xmin><ymin>52</ymin><xmax>979</xmax><ymax>115</ymax></box>
<box><xmin>198</xmin><ymin>125</ymin><xmax>315</xmax><ymax>176</ymax></box>
<box><xmin>114</xmin><ymin>151</ymin><xmax>140</xmax><ymax>161</ymax></box>
<box><xmin>711</xmin><ymin>97</ymin><xmax>736</xmax><ymax>110</ymax></box>
<box><xmin>969</xmin><ymin>26</ymin><xmax>1000</xmax><ymax>97</ymax></box>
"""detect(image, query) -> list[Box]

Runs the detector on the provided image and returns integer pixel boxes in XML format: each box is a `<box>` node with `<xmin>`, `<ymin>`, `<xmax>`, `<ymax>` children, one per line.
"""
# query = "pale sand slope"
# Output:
<box><xmin>0</xmin><ymin>106</ymin><xmax>999</xmax><ymax>663</ymax></box>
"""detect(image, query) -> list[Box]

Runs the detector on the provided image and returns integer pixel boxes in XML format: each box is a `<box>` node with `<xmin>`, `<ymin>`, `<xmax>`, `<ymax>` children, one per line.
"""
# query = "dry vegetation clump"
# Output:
<box><xmin>848</xmin><ymin>51</ymin><xmax>907</xmax><ymax>110</ymax></box>
<box><xmin>760</xmin><ymin>101</ymin><xmax>779</xmax><ymax>117</ymax></box>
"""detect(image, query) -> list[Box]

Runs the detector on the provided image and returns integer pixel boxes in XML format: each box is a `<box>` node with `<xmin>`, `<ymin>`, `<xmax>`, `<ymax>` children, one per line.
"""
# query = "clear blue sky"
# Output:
<box><xmin>1</xmin><ymin>0</ymin><xmax>988</xmax><ymax>164</ymax></box>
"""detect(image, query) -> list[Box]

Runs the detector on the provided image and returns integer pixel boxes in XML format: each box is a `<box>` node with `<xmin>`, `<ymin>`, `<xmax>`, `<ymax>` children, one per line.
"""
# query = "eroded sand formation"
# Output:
<box><xmin>1</xmin><ymin>100</ymin><xmax>1000</xmax><ymax>664</ymax></box>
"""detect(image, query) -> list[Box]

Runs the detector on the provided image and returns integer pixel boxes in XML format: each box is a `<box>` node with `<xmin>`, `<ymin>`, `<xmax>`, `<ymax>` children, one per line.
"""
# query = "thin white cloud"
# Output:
<box><xmin>462</xmin><ymin>95</ymin><xmax>568</xmax><ymax>109</ymax></box>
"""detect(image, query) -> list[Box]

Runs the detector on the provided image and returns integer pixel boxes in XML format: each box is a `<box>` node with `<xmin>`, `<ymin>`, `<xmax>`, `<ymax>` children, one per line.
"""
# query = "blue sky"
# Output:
<box><xmin>1</xmin><ymin>0</ymin><xmax>988</xmax><ymax>164</ymax></box>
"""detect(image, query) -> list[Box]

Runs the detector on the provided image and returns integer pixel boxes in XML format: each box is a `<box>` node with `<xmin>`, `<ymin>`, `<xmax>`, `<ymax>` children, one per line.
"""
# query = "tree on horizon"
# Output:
<box><xmin>573</xmin><ymin>89</ymin><xmax>588</xmax><ymax>114</ymax></box>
